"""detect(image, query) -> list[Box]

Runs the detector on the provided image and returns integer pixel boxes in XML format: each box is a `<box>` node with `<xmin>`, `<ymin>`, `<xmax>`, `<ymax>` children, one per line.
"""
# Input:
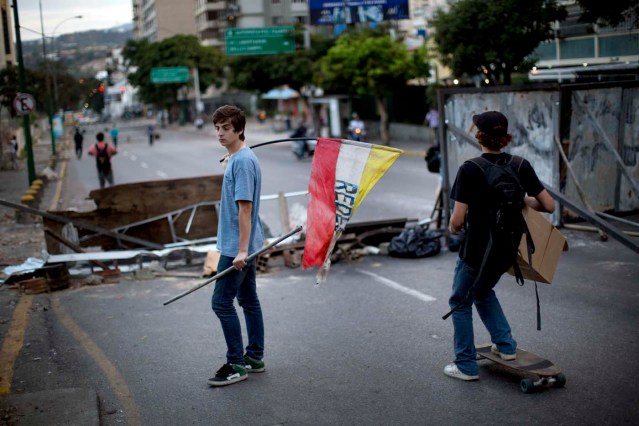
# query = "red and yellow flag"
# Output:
<box><xmin>303</xmin><ymin>138</ymin><xmax>403</xmax><ymax>284</ymax></box>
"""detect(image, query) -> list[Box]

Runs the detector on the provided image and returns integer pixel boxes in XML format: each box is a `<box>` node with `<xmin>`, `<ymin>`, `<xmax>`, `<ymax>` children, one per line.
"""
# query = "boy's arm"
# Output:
<box><xmin>232</xmin><ymin>200</ymin><xmax>253</xmax><ymax>270</ymax></box>
<box><xmin>449</xmin><ymin>201</ymin><xmax>468</xmax><ymax>234</ymax></box>
<box><xmin>525</xmin><ymin>189</ymin><xmax>555</xmax><ymax>213</ymax></box>
<box><xmin>87</xmin><ymin>144</ymin><xmax>96</xmax><ymax>156</ymax></box>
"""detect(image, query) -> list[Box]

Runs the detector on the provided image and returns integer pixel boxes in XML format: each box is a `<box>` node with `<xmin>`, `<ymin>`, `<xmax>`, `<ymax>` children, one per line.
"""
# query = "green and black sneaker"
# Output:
<box><xmin>207</xmin><ymin>363</ymin><xmax>247</xmax><ymax>387</ymax></box>
<box><xmin>243</xmin><ymin>355</ymin><xmax>265</xmax><ymax>373</ymax></box>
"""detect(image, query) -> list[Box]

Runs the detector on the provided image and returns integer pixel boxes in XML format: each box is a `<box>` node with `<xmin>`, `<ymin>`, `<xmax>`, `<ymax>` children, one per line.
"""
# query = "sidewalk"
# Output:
<box><xmin>0</xmin><ymin>128</ymin><xmax>101</xmax><ymax>425</ymax></box>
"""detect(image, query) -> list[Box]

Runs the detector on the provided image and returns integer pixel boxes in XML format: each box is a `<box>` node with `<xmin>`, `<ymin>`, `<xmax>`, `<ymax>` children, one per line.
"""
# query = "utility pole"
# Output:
<box><xmin>11</xmin><ymin>0</ymin><xmax>36</xmax><ymax>184</ymax></box>
<box><xmin>39</xmin><ymin>0</ymin><xmax>56</xmax><ymax>155</ymax></box>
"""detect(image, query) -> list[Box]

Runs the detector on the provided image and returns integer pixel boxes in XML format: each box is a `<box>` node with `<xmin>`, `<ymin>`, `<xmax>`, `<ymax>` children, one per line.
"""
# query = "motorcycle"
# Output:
<box><xmin>350</xmin><ymin>127</ymin><xmax>366</xmax><ymax>141</ymax></box>
<box><xmin>290</xmin><ymin>124</ymin><xmax>316</xmax><ymax>159</ymax></box>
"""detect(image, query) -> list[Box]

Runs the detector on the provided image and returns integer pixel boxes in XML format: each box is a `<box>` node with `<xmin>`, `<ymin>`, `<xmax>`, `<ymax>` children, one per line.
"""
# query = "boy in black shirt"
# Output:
<box><xmin>444</xmin><ymin>111</ymin><xmax>555</xmax><ymax>381</ymax></box>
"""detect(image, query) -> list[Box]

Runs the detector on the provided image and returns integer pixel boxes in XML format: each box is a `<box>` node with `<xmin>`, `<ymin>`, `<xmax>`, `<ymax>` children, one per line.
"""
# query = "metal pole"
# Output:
<box><xmin>163</xmin><ymin>225</ymin><xmax>303</xmax><ymax>306</ymax></box>
<box><xmin>39</xmin><ymin>0</ymin><xmax>56</xmax><ymax>155</ymax></box>
<box><xmin>51</xmin><ymin>16</ymin><xmax>82</xmax><ymax>113</ymax></box>
<box><xmin>11</xmin><ymin>0</ymin><xmax>36</xmax><ymax>184</ymax></box>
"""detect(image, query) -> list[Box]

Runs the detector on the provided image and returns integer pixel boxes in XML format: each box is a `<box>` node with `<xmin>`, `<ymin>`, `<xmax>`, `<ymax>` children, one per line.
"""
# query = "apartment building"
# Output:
<box><xmin>132</xmin><ymin>0</ymin><xmax>197</xmax><ymax>42</ymax></box>
<box><xmin>1</xmin><ymin>0</ymin><xmax>16</xmax><ymax>68</ymax></box>
<box><xmin>195</xmin><ymin>0</ymin><xmax>309</xmax><ymax>47</ymax></box>
<box><xmin>530</xmin><ymin>0</ymin><xmax>639</xmax><ymax>81</ymax></box>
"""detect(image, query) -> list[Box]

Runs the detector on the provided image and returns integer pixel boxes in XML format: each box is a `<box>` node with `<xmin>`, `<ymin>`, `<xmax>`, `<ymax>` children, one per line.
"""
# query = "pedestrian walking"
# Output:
<box><xmin>9</xmin><ymin>135</ymin><xmax>18</xmax><ymax>169</ymax></box>
<box><xmin>87</xmin><ymin>132</ymin><xmax>117</xmax><ymax>189</ymax></box>
<box><xmin>443</xmin><ymin>111</ymin><xmax>555</xmax><ymax>381</ymax></box>
<box><xmin>424</xmin><ymin>108</ymin><xmax>439</xmax><ymax>145</ymax></box>
<box><xmin>73</xmin><ymin>127</ymin><xmax>84</xmax><ymax>159</ymax></box>
<box><xmin>207</xmin><ymin>105</ymin><xmax>265</xmax><ymax>387</ymax></box>
<box><xmin>147</xmin><ymin>124</ymin><xmax>155</xmax><ymax>146</ymax></box>
<box><xmin>110</xmin><ymin>124</ymin><xmax>119</xmax><ymax>147</ymax></box>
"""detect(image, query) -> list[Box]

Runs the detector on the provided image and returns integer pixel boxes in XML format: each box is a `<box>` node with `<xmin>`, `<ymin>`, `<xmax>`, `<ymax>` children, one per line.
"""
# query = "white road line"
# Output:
<box><xmin>156</xmin><ymin>171</ymin><xmax>168</xmax><ymax>178</ymax></box>
<box><xmin>140</xmin><ymin>162</ymin><xmax>149</xmax><ymax>168</ymax></box>
<box><xmin>130</xmin><ymin>154</ymin><xmax>137</xmax><ymax>161</ymax></box>
<box><xmin>356</xmin><ymin>269</ymin><xmax>436</xmax><ymax>302</ymax></box>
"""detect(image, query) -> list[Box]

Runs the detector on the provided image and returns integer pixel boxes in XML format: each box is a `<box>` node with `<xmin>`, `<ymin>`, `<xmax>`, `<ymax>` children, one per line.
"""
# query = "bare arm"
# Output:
<box><xmin>233</xmin><ymin>200</ymin><xmax>253</xmax><ymax>270</ymax></box>
<box><xmin>449</xmin><ymin>201</ymin><xmax>468</xmax><ymax>234</ymax></box>
<box><xmin>525</xmin><ymin>189</ymin><xmax>555</xmax><ymax>213</ymax></box>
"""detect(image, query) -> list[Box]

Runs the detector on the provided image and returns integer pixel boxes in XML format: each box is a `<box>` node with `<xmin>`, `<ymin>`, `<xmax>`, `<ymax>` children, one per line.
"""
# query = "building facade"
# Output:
<box><xmin>530</xmin><ymin>0</ymin><xmax>639</xmax><ymax>81</ymax></box>
<box><xmin>133</xmin><ymin>0</ymin><xmax>197</xmax><ymax>42</ymax></box>
<box><xmin>1</xmin><ymin>0</ymin><xmax>16</xmax><ymax>68</ymax></box>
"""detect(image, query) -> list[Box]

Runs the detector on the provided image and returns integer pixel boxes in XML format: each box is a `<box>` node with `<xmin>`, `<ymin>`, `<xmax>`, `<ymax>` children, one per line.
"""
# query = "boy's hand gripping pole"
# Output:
<box><xmin>163</xmin><ymin>226</ymin><xmax>303</xmax><ymax>306</ymax></box>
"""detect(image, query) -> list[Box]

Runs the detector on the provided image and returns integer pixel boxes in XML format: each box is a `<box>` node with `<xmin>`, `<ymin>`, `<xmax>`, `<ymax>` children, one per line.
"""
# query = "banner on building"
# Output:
<box><xmin>309</xmin><ymin>1</ymin><xmax>410</xmax><ymax>25</ymax></box>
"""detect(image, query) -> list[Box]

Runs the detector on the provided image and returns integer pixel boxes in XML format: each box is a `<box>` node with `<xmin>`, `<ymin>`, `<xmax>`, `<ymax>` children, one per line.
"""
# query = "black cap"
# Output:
<box><xmin>472</xmin><ymin>111</ymin><xmax>508</xmax><ymax>137</ymax></box>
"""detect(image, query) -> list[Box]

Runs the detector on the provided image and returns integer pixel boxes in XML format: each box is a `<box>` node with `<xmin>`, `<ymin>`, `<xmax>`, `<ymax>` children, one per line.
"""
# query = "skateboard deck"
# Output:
<box><xmin>476</xmin><ymin>343</ymin><xmax>566</xmax><ymax>393</ymax></box>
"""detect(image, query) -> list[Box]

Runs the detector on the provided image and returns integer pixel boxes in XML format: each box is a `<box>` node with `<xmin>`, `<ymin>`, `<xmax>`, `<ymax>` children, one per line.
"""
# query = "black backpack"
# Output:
<box><xmin>443</xmin><ymin>155</ymin><xmax>541</xmax><ymax>329</ymax></box>
<box><xmin>424</xmin><ymin>144</ymin><xmax>440</xmax><ymax>174</ymax></box>
<box><xmin>95</xmin><ymin>143</ymin><xmax>111</xmax><ymax>173</ymax></box>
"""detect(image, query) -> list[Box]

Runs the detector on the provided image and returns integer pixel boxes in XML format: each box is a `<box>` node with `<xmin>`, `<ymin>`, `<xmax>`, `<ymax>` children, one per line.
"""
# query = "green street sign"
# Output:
<box><xmin>225</xmin><ymin>26</ymin><xmax>295</xmax><ymax>56</ymax></box>
<box><xmin>151</xmin><ymin>67</ymin><xmax>189</xmax><ymax>84</ymax></box>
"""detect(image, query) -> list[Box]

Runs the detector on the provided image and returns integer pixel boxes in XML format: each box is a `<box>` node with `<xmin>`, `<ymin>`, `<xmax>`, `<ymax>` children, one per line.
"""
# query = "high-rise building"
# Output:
<box><xmin>195</xmin><ymin>0</ymin><xmax>309</xmax><ymax>47</ymax></box>
<box><xmin>132</xmin><ymin>0</ymin><xmax>197</xmax><ymax>42</ymax></box>
<box><xmin>0</xmin><ymin>0</ymin><xmax>16</xmax><ymax>68</ymax></box>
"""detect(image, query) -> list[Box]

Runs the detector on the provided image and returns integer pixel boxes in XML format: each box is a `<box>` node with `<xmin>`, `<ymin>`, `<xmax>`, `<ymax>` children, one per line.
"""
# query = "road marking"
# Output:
<box><xmin>49</xmin><ymin>152</ymin><xmax>68</xmax><ymax>210</ymax></box>
<box><xmin>140</xmin><ymin>162</ymin><xmax>148</xmax><ymax>168</ymax></box>
<box><xmin>130</xmin><ymin>154</ymin><xmax>137</xmax><ymax>161</ymax></box>
<box><xmin>52</xmin><ymin>296</ymin><xmax>142</xmax><ymax>426</ymax></box>
<box><xmin>156</xmin><ymin>171</ymin><xmax>168</xmax><ymax>179</ymax></box>
<box><xmin>0</xmin><ymin>295</ymin><xmax>33</xmax><ymax>396</ymax></box>
<box><xmin>356</xmin><ymin>269</ymin><xmax>436</xmax><ymax>302</ymax></box>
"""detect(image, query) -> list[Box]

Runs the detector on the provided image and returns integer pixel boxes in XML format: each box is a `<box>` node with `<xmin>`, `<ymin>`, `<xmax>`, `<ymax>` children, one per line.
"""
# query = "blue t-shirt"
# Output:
<box><xmin>216</xmin><ymin>147</ymin><xmax>264</xmax><ymax>257</ymax></box>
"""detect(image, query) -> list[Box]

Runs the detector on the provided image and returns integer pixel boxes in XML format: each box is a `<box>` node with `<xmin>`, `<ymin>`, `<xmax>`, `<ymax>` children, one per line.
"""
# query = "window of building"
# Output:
<box><xmin>293</xmin><ymin>16</ymin><xmax>307</xmax><ymax>24</ymax></box>
<box><xmin>292</xmin><ymin>0</ymin><xmax>306</xmax><ymax>3</ymax></box>
<box><xmin>559</xmin><ymin>37</ymin><xmax>594</xmax><ymax>60</ymax></box>
<box><xmin>599</xmin><ymin>33</ymin><xmax>639</xmax><ymax>57</ymax></box>
<box><xmin>272</xmin><ymin>0</ymin><xmax>281</xmax><ymax>4</ymax></box>
<box><xmin>272</xmin><ymin>16</ymin><xmax>282</xmax><ymax>24</ymax></box>
<box><xmin>534</xmin><ymin>42</ymin><xmax>557</xmax><ymax>61</ymax></box>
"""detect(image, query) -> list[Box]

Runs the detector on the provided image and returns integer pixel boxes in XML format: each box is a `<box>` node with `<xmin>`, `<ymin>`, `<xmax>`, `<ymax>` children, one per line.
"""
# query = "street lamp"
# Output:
<box><xmin>51</xmin><ymin>15</ymin><xmax>83</xmax><ymax>112</ymax></box>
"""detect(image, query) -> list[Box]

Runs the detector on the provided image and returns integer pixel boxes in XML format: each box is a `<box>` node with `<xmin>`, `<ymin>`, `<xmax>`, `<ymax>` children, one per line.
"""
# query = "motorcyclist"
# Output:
<box><xmin>290</xmin><ymin>121</ymin><xmax>311</xmax><ymax>159</ymax></box>
<box><xmin>348</xmin><ymin>112</ymin><xmax>366</xmax><ymax>141</ymax></box>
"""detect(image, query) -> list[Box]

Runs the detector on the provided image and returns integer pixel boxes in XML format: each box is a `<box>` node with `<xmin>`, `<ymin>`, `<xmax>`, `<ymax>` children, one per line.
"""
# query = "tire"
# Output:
<box><xmin>554</xmin><ymin>373</ymin><xmax>567</xmax><ymax>388</ymax></box>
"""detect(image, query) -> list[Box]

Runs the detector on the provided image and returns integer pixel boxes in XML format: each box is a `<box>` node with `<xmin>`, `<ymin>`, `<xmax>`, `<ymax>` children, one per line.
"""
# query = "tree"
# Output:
<box><xmin>432</xmin><ymin>0</ymin><xmax>566</xmax><ymax>85</ymax></box>
<box><xmin>318</xmin><ymin>28</ymin><xmax>430</xmax><ymax>145</ymax></box>
<box><xmin>123</xmin><ymin>35</ymin><xmax>225</xmax><ymax>110</ymax></box>
<box><xmin>576</xmin><ymin>0</ymin><xmax>639</xmax><ymax>27</ymax></box>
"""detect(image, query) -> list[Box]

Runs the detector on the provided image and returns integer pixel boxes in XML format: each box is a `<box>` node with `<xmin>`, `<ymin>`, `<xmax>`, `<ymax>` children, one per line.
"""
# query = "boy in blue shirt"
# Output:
<box><xmin>208</xmin><ymin>105</ymin><xmax>265</xmax><ymax>387</ymax></box>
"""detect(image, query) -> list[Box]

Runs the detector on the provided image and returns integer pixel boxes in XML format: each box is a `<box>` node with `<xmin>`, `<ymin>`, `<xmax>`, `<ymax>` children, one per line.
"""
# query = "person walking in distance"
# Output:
<box><xmin>444</xmin><ymin>111</ymin><xmax>555</xmax><ymax>381</ymax></box>
<box><xmin>88</xmin><ymin>132</ymin><xmax>117</xmax><ymax>189</ymax></box>
<box><xmin>9</xmin><ymin>135</ymin><xmax>19</xmax><ymax>169</ymax></box>
<box><xmin>424</xmin><ymin>107</ymin><xmax>440</xmax><ymax>145</ymax></box>
<box><xmin>110</xmin><ymin>124</ymin><xmax>119</xmax><ymax>147</ymax></box>
<box><xmin>147</xmin><ymin>123</ymin><xmax>155</xmax><ymax>146</ymax></box>
<box><xmin>73</xmin><ymin>127</ymin><xmax>84</xmax><ymax>159</ymax></box>
<box><xmin>207</xmin><ymin>105</ymin><xmax>265</xmax><ymax>387</ymax></box>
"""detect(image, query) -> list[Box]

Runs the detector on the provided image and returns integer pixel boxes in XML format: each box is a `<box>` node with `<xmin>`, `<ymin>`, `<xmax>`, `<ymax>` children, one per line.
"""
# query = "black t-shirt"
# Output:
<box><xmin>450</xmin><ymin>152</ymin><xmax>545</xmax><ymax>269</ymax></box>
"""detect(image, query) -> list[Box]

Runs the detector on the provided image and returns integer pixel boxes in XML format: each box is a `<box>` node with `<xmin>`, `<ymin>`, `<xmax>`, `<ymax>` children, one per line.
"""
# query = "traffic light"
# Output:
<box><xmin>99</xmin><ymin>84</ymin><xmax>104</xmax><ymax>93</ymax></box>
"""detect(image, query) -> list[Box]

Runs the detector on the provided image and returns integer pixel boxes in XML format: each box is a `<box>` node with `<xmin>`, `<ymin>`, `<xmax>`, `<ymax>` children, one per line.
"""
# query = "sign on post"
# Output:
<box><xmin>225</xmin><ymin>26</ymin><xmax>295</xmax><ymax>56</ymax></box>
<box><xmin>13</xmin><ymin>93</ymin><xmax>36</xmax><ymax>115</ymax></box>
<box><xmin>151</xmin><ymin>67</ymin><xmax>189</xmax><ymax>84</ymax></box>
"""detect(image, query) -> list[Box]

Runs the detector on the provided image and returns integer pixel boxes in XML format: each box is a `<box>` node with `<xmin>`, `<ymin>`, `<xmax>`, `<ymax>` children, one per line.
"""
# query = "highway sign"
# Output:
<box><xmin>13</xmin><ymin>93</ymin><xmax>36</xmax><ymax>115</ymax></box>
<box><xmin>151</xmin><ymin>67</ymin><xmax>189</xmax><ymax>84</ymax></box>
<box><xmin>225</xmin><ymin>26</ymin><xmax>295</xmax><ymax>56</ymax></box>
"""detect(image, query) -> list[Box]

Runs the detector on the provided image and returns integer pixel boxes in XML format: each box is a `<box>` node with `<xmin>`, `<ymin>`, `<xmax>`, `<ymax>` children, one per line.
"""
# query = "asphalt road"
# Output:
<box><xmin>3</xmin><ymin>120</ymin><xmax>639</xmax><ymax>425</ymax></box>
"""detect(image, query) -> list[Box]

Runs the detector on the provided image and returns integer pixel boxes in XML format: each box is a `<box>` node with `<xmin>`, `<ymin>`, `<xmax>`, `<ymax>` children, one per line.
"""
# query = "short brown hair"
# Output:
<box><xmin>475</xmin><ymin>130</ymin><xmax>512</xmax><ymax>151</ymax></box>
<box><xmin>212</xmin><ymin>105</ymin><xmax>246</xmax><ymax>141</ymax></box>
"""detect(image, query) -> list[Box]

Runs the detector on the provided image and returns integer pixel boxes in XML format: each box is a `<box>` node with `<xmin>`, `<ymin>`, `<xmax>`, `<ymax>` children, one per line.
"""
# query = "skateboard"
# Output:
<box><xmin>476</xmin><ymin>343</ymin><xmax>566</xmax><ymax>393</ymax></box>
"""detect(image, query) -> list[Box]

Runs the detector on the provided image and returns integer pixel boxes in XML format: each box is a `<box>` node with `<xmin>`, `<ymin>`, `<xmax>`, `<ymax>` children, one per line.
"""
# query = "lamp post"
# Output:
<box><xmin>51</xmin><ymin>15</ymin><xmax>82</xmax><ymax>113</ymax></box>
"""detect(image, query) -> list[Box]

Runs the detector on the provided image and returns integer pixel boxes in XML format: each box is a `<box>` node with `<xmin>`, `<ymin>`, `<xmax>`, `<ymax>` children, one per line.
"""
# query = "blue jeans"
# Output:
<box><xmin>211</xmin><ymin>255</ymin><xmax>264</xmax><ymax>364</ymax></box>
<box><xmin>449</xmin><ymin>258</ymin><xmax>517</xmax><ymax>376</ymax></box>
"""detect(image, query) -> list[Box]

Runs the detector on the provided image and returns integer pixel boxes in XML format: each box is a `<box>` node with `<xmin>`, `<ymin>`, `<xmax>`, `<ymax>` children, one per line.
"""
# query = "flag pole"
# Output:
<box><xmin>163</xmin><ymin>226</ymin><xmax>303</xmax><ymax>306</ymax></box>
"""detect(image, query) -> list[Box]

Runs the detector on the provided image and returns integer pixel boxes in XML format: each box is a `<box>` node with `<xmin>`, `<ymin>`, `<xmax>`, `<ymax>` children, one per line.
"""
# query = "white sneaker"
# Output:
<box><xmin>491</xmin><ymin>344</ymin><xmax>516</xmax><ymax>361</ymax></box>
<box><xmin>443</xmin><ymin>363</ymin><xmax>479</xmax><ymax>381</ymax></box>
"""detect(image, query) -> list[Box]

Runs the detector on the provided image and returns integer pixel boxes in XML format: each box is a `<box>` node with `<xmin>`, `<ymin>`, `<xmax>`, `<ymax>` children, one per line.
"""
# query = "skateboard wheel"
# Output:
<box><xmin>520</xmin><ymin>378</ymin><xmax>535</xmax><ymax>393</ymax></box>
<box><xmin>554</xmin><ymin>373</ymin><xmax>566</xmax><ymax>388</ymax></box>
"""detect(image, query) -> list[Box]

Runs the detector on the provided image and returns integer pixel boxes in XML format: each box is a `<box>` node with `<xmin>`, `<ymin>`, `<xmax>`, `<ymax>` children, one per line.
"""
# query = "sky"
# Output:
<box><xmin>16</xmin><ymin>0</ymin><xmax>133</xmax><ymax>41</ymax></box>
